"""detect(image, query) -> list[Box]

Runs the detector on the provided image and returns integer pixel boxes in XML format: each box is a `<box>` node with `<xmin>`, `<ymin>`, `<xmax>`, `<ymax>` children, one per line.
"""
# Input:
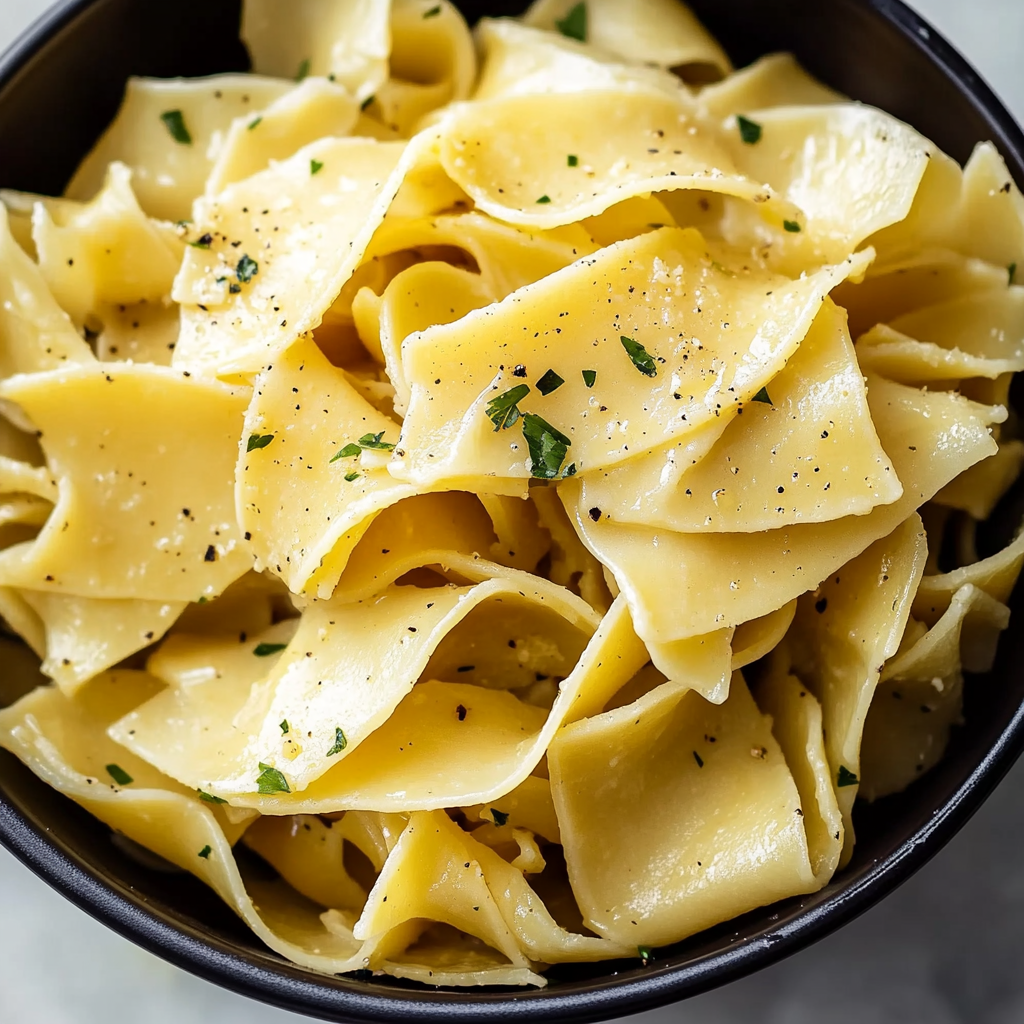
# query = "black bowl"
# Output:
<box><xmin>1</xmin><ymin>1</ymin><xmax>1023</xmax><ymax>1021</ymax></box>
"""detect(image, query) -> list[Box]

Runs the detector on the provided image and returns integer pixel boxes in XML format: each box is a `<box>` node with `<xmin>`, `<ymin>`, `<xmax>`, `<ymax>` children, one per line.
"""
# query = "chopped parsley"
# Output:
<box><xmin>837</xmin><ymin>765</ymin><xmax>859</xmax><ymax>787</ymax></box>
<box><xmin>356</xmin><ymin>430</ymin><xmax>395</xmax><ymax>451</ymax></box>
<box><xmin>236</xmin><ymin>254</ymin><xmax>259</xmax><ymax>283</ymax></box>
<box><xmin>620</xmin><ymin>335</ymin><xmax>657</xmax><ymax>377</ymax></box>
<box><xmin>567</xmin><ymin>154</ymin><xmax>579</xmax><ymax>167</ymax></box>
<box><xmin>536</xmin><ymin>194</ymin><xmax>552</xmax><ymax>204</ymax></box>
<box><xmin>536</xmin><ymin>369</ymin><xmax>565</xmax><ymax>395</ymax></box>
<box><xmin>197</xmin><ymin>789</ymin><xmax>227</xmax><ymax>804</ymax></box>
<box><xmin>279</xmin><ymin>720</ymin><xmax>290</xmax><ymax>735</ymax></box>
<box><xmin>423</xmin><ymin>3</ymin><xmax>441</xmax><ymax>15</ymax></box>
<box><xmin>490</xmin><ymin>808</ymin><xmax>509</xmax><ymax>826</ymax></box>
<box><xmin>189</xmin><ymin>233</ymin><xmax>213</xmax><ymax>250</ymax></box>
<box><xmin>247</xmin><ymin>116</ymin><xmax>263</xmax><ymax>130</ymax></box>
<box><xmin>327</xmin><ymin>727</ymin><xmax>348</xmax><ymax>756</ymax></box>
<box><xmin>1010</xmin><ymin>262</ymin><xmax>1017</xmax><ymax>285</ymax></box>
<box><xmin>486</xmin><ymin>383</ymin><xmax>530</xmax><ymax>431</ymax></box>
<box><xmin>296</xmin><ymin>58</ymin><xmax>311</xmax><ymax>81</ymax></box>
<box><xmin>751</xmin><ymin>386</ymin><xmax>773</xmax><ymax>405</ymax></box>
<box><xmin>198</xmin><ymin>845</ymin><xmax>212</xmax><ymax>859</ymax></box>
<box><xmin>330</xmin><ymin>443</ymin><xmax>363</xmax><ymax>462</ymax></box>
<box><xmin>160</xmin><ymin>109</ymin><xmax>192</xmax><ymax>145</ymax></box>
<box><xmin>522</xmin><ymin>413</ymin><xmax>571</xmax><ymax>479</ymax></box>
<box><xmin>257</xmin><ymin>762</ymin><xmax>290</xmax><ymax>794</ymax></box>
<box><xmin>344</xmin><ymin>470</ymin><xmax>361</xmax><ymax>482</ymax></box>
<box><xmin>582</xmin><ymin>369</ymin><xmax>597</xmax><ymax>388</ymax></box>
<box><xmin>361</xmin><ymin>94</ymin><xmax>375</xmax><ymax>111</ymax></box>
<box><xmin>561</xmin><ymin>462</ymin><xmax>577</xmax><ymax>477</ymax></box>
<box><xmin>736</xmin><ymin>115</ymin><xmax>762</xmax><ymax>145</ymax></box>
<box><xmin>310</xmin><ymin>158</ymin><xmax>324</xmax><ymax>175</ymax></box>
<box><xmin>638</xmin><ymin>945</ymin><xmax>653</xmax><ymax>963</ymax></box>
<box><xmin>783</xmin><ymin>219</ymin><xmax>802</xmax><ymax>233</ymax></box>
<box><xmin>247</xmin><ymin>433</ymin><xmax>274</xmax><ymax>452</ymax></box>
<box><xmin>555</xmin><ymin>1</ymin><xmax>586</xmax><ymax>41</ymax></box>
<box><xmin>105</xmin><ymin>763</ymin><xmax>133</xmax><ymax>786</ymax></box>
<box><xmin>253</xmin><ymin>642</ymin><xmax>288</xmax><ymax>657</ymax></box>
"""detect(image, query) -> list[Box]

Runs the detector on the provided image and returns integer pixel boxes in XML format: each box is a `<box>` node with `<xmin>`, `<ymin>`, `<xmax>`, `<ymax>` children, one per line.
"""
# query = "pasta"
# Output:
<box><xmin>0</xmin><ymin>0</ymin><xmax>1021</xmax><ymax>989</ymax></box>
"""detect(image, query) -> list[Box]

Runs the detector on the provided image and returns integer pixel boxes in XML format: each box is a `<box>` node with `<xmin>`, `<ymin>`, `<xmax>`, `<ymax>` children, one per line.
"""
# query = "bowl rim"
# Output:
<box><xmin>2</xmin><ymin>0</ymin><xmax>1024</xmax><ymax>1021</ymax></box>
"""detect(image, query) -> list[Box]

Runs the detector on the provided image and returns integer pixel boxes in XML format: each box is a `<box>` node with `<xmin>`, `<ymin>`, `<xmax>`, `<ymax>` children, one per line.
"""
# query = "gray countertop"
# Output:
<box><xmin>2</xmin><ymin>1</ymin><xmax>1023</xmax><ymax>1021</ymax></box>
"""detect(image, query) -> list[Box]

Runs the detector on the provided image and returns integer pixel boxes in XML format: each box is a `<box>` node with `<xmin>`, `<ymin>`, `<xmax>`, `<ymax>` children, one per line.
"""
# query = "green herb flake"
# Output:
<box><xmin>160</xmin><ymin>109</ymin><xmax>192</xmax><ymax>145</ymax></box>
<box><xmin>1010</xmin><ymin>262</ymin><xmax>1017</xmax><ymax>285</ymax></box>
<box><xmin>522</xmin><ymin>413</ymin><xmax>571</xmax><ymax>479</ymax></box>
<box><xmin>247</xmin><ymin>433</ymin><xmax>274</xmax><ymax>452</ymax></box>
<box><xmin>736</xmin><ymin>115</ymin><xmax>761</xmax><ymax>145</ymax></box>
<box><xmin>327</xmin><ymin>727</ymin><xmax>348</xmax><ymax>757</ymax></box>
<box><xmin>344</xmin><ymin>470</ymin><xmax>361</xmax><ymax>482</ymax></box>
<box><xmin>198</xmin><ymin>845</ymin><xmax>212</xmax><ymax>859</ymax></box>
<box><xmin>783</xmin><ymin>219</ymin><xmax>802</xmax><ymax>233</ymax></box>
<box><xmin>423</xmin><ymin>3</ymin><xmax>442</xmax><ymax>16</ymax></box>
<box><xmin>837</xmin><ymin>765</ymin><xmax>859</xmax><ymax>787</ymax></box>
<box><xmin>197</xmin><ymin>789</ymin><xmax>227</xmax><ymax>804</ymax></box>
<box><xmin>236</xmin><ymin>254</ymin><xmax>259</xmax><ymax>283</ymax></box>
<box><xmin>357</xmin><ymin>430</ymin><xmax>395</xmax><ymax>451</ymax></box>
<box><xmin>296</xmin><ymin>58</ymin><xmax>311</xmax><ymax>81</ymax></box>
<box><xmin>567</xmin><ymin>154</ymin><xmax>579</xmax><ymax>167</ymax></box>
<box><xmin>561</xmin><ymin>462</ymin><xmax>577</xmax><ymax>478</ymax></box>
<box><xmin>581</xmin><ymin>369</ymin><xmax>597</xmax><ymax>388</ymax></box>
<box><xmin>105</xmin><ymin>763</ymin><xmax>133</xmax><ymax>786</ymax></box>
<box><xmin>490</xmin><ymin>808</ymin><xmax>509</xmax><ymax>826</ymax></box>
<box><xmin>751</xmin><ymin>386</ymin><xmax>773</xmax><ymax>405</ymax></box>
<box><xmin>253</xmin><ymin>642</ymin><xmax>288</xmax><ymax>657</ymax></box>
<box><xmin>257</xmin><ymin>762</ymin><xmax>291</xmax><ymax>794</ymax></box>
<box><xmin>536</xmin><ymin>369</ymin><xmax>565</xmax><ymax>395</ymax></box>
<box><xmin>310</xmin><ymin>159</ymin><xmax>324</xmax><ymax>175</ymax></box>
<box><xmin>693</xmin><ymin>750</ymin><xmax>704</xmax><ymax>768</ymax></box>
<box><xmin>536</xmin><ymin>194</ymin><xmax>552</xmax><ymax>204</ymax></box>
<box><xmin>189</xmin><ymin>233</ymin><xmax>213</xmax><ymax>250</ymax></box>
<box><xmin>330</xmin><ymin>443</ymin><xmax>363</xmax><ymax>463</ymax></box>
<box><xmin>361</xmin><ymin>94</ymin><xmax>375</xmax><ymax>111</ymax></box>
<box><xmin>638</xmin><ymin>945</ymin><xmax>653</xmax><ymax>963</ymax></box>
<box><xmin>620</xmin><ymin>335</ymin><xmax>657</xmax><ymax>377</ymax></box>
<box><xmin>279</xmin><ymin>720</ymin><xmax>290</xmax><ymax>735</ymax></box>
<box><xmin>247</xmin><ymin>116</ymin><xmax>263</xmax><ymax>131</ymax></box>
<box><xmin>485</xmin><ymin>383</ymin><xmax>530</xmax><ymax>431</ymax></box>
<box><xmin>555</xmin><ymin>1</ymin><xmax>586</xmax><ymax>41</ymax></box>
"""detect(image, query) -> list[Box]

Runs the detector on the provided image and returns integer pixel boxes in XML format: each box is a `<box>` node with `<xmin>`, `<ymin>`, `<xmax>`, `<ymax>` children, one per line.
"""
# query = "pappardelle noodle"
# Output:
<box><xmin>1</xmin><ymin>0</ymin><xmax>1022</xmax><ymax>988</ymax></box>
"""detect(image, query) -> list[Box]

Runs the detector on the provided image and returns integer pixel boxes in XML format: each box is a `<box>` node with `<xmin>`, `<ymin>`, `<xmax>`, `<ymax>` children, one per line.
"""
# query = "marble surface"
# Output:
<box><xmin>2</xmin><ymin>1</ymin><xmax>1024</xmax><ymax>1021</ymax></box>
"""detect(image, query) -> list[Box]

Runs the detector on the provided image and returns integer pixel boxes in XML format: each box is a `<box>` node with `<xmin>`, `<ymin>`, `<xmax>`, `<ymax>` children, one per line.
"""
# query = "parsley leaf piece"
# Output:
<box><xmin>536</xmin><ymin>368</ymin><xmax>565</xmax><ymax>395</ymax></box>
<box><xmin>279</xmin><ymin>720</ymin><xmax>290</xmax><ymax>735</ymax></box>
<box><xmin>327</xmin><ymin>727</ymin><xmax>348</xmax><ymax>757</ymax></box>
<box><xmin>189</xmin><ymin>233</ymin><xmax>213</xmax><ymax>250</ymax></box>
<box><xmin>555</xmin><ymin>1</ymin><xmax>586</xmax><ymax>41</ymax></box>
<box><xmin>522</xmin><ymin>413</ymin><xmax>571</xmax><ymax>479</ymax></box>
<box><xmin>638</xmin><ymin>945</ymin><xmax>653</xmax><ymax>963</ymax></box>
<box><xmin>257</xmin><ymin>762</ymin><xmax>290</xmax><ymax>794</ymax></box>
<box><xmin>198</xmin><ymin>845</ymin><xmax>212</xmax><ymax>859</ymax></box>
<box><xmin>236</xmin><ymin>254</ymin><xmax>259</xmax><ymax>283</ymax></box>
<box><xmin>310</xmin><ymin>158</ymin><xmax>324</xmax><ymax>175</ymax></box>
<box><xmin>423</xmin><ymin>3</ymin><xmax>441</xmax><ymax>15</ymax></box>
<box><xmin>160</xmin><ymin>109</ymin><xmax>192</xmax><ymax>145</ymax></box>
<box><xmin>1010</xmin><ymin>262</ymin><xmax>1018</xmax><ymax>285</ymax></box>
<box><xmin>536</xmin><ymin>194</ymin><xmax>552</xmax><ymax>204</ymax></box>
<box><xmin>567</xmin><ymin>153</ymin><xmax>579</xmax><ymax>167</ymax></box>
<box><xmin>561</xmin><ymin>462</ymin><xmax>577</xmax><ymax>478</ymax></box>
<box><xmin>247</xmin><ymin>433</ymin><xmax>274</xmax><ymax>452</ymax></box>
<box><xmin>197</xmin><ymin>789</ymin><xmax>227</xmax><ymax>804</ymax></box>
<box><xmin>736</xmin><ymin>115</ymin><xmax>761</xmax><ymax>145</ymax></box>
<box><xmin>783</xmin><ymin>219</ymin><xmax>802</xmax><ymax>233</ymax></box>
<box><xmin>105</xmin><ymin>763</ymin><xmax>133</xmax><ymax>786</ymax></box>
<box><xmin>247</xmin><ymin>116</ymin><xmax>263</xmax><ymax>131</ymax></box>
<box><xmin>296</xmin><ymin>58</ymin><xmax>311</xmax><ymax>81</ymax></box>
<box><xmin>253</xmin><ymin>642</ymin><xmax>288</xmax><ymax>657</ymax></box>
<box><xmin>344</xmin><ymin>470</ymin><xmax>361</xmax><ymax>482</ymax></box>
<box><xmin>837</xmin><ymin>765</ymin><xmax>859</xmax><ymax>787</ymax></box>
<box><xmin>490</xmin><ymin>808</ymin><xmax>509</xmax><ymax>826</ymax></box>
<box><xmin>330</xmin><ymin>443</ymin><xmax>363</xmax><ymax>462</ymax></box>
<box><xmin>485</xmin><ymin>383</ymin><xmax>530</xmax><ymax>431</ymax></box>
<box><xmin>582</xmin><ymin>369</ymin><xmax>597</xmax><ymax>388</ymax></box>
<box><xmin>356</xmin><ymin>430</ymin><xmax>395</xmax><ymax>451</ymax></box>
<box><xmin>751</xmin><ymin>386</ymin><xmax>773</xmax><ymax>405</ymax></box>
<box><xmin>620</xmin><ymin>335</ymin><xmax>657</xmax><ymax>377</ymax></box>
<box><xmin>360</xmin><ymin>94</ymin><xmax>375</xmax><ymax>111</ymax></box>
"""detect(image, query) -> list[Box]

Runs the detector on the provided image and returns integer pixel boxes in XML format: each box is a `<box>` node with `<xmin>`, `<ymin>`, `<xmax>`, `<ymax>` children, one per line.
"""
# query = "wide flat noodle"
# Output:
<box><xmin>0</xmin><ymin>363</ymin><xmax>251</xmax><ymax>600</ymax></box>
<box><xmin>934</xmin><ymin>441</ymin><xmax>1024</xmax><ymax>520</ymax></box>
<box><xmin>697</xmin><ymin>53</ymin><xmax>842</xmax><ymax>119</ymax></box>
<box><xmin>549</xmin><ymin>673</ymin><xmax>814</xmax><ymax>947</ymax></box>
<box><xmin>567</xmin><ymin>378</ymin><xmax>1002</xmax><ymax>641</ymax></box>
<box><xmin>66</xmin><ymin>76</ymin><xmax>295</xmax><ymax>222</ymax></box>
<box><xmin>579</xmin><ymin>300</ymin><xmax>901</xmax><ymax>532</ymax></box>
<box><xmin>94</xmin><ymin>299</ymin><xmax>180</xmax><ymax>365</ymax></box>
<box><xmin>397</xmin><ymin>227</ymin><xmax>872</xmax><ymax>482</ymax></box>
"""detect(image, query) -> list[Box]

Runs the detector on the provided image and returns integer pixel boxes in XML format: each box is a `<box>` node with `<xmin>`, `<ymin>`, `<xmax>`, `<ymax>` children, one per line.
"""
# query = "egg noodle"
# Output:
<box><xmin>0</xmin><ymin>0</ymin><xmax>1022</xmax><ymax>988</ymax></box>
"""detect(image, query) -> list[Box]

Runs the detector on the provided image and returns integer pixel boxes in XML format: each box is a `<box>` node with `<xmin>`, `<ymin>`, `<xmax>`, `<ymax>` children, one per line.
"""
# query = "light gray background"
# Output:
<box><xmin>1</xmin><ymin>1</ymin><xmax>1023</xmax><ymax>1021</ymax></box>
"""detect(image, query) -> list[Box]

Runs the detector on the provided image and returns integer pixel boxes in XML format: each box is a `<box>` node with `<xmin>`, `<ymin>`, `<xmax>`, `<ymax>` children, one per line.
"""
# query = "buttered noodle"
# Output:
<box><xmin>0</xmin><ymin>0</ymin><xmax>1021</xmax><ymax>987</ymax></box>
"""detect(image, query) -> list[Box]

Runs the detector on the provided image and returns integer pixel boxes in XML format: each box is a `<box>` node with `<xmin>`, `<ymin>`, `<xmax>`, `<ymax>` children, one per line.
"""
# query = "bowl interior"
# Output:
<box><xmin>1</xmin><ymin>1</ymin><xmax>1024</xmax><ymax>1021</ymax></box>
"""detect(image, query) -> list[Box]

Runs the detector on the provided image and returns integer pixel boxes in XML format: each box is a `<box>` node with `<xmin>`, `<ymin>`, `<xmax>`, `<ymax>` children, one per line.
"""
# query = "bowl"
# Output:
<box><xmin>1</xmin><ymin>1</ymin><xmax>1023</xmax><ymax>1021</ymax></box>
